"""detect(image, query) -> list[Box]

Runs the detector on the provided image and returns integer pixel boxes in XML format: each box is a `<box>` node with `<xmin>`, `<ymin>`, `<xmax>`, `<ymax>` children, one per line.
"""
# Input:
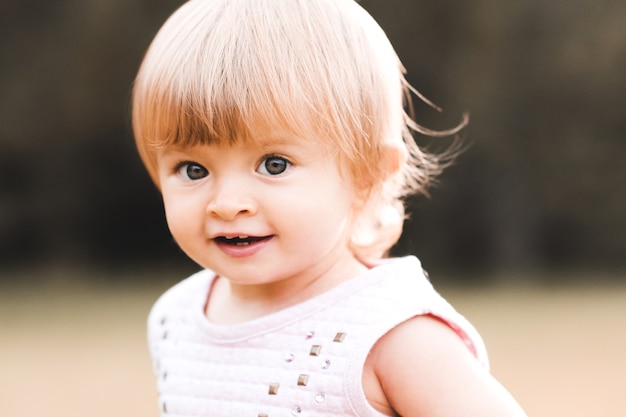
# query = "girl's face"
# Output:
<box><xmin>155</xmin><ymin>133</ymin><xmax>367</xmax><ymax>295</ymax></box>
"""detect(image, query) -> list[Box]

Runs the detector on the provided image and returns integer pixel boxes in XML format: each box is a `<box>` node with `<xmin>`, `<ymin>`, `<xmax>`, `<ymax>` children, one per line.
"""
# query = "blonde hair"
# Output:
<box><xmin>132</xmin><ymin>0</ymin><xmax>466</xmax><ymax>260</ymax></box>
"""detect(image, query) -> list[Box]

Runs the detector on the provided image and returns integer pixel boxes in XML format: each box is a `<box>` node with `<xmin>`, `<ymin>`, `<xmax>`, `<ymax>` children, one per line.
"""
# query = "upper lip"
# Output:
<box><xmin>210</xmin><ymin>232</ymin><xmax>272</xmax><ymax>240</ymax></box>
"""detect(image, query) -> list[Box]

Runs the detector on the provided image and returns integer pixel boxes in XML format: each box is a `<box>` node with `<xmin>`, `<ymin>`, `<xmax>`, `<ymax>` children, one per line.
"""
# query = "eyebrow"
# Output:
<box><xmin>255</xmin><ymin>135</ymin><xmax>307</xmax><ymax>149</ymax></box>
<box><xmin>154</xmin><ymin>144</ymin><xmax>193</xmax><ymax>158</ymax></box>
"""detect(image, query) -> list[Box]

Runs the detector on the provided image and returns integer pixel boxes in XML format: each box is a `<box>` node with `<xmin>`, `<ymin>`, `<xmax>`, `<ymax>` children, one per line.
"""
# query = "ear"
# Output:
<box><xmin>380</xmin><ymin>140</ymin><xmax>407</xmax><ymax>179</ymax></box>
<box><xmin>352</xmin><ymin>141</ymin><xmax>407</xmax><ymax>211</ymax></box>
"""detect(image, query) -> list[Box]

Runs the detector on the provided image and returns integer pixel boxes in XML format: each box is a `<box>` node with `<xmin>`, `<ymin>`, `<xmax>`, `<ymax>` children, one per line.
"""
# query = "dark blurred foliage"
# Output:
<box><xmin>1</xmin><ymin>0</ymin><xmax>624</xmax><ymax>282</ymax></box>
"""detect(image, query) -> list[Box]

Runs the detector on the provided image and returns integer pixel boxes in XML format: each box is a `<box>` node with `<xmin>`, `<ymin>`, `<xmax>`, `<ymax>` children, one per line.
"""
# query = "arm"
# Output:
<box><xmin>365</xmin><ymin>315</ymin><xmax>527</xmax><ymax>417</ymax></box>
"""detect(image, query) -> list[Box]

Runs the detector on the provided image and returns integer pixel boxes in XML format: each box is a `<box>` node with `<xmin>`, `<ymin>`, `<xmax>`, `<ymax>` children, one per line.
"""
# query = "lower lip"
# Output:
<box><xmin>214</xmin><ymin>236</ymin><xmax>272</xmax><ymax>258</ymax></box>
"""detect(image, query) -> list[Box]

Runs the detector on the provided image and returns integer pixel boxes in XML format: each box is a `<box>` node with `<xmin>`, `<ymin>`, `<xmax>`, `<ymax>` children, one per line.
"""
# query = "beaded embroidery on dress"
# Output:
<box><xmin>147</xmin><ymin>256</ymin><xmax>488</xmax><ymax>417</ymax></box>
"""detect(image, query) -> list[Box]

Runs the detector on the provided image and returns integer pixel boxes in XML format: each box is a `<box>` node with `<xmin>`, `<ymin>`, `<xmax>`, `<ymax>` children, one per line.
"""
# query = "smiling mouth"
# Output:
<box><xmin>214</xmin><ymin>236</ymin><xmax>271</xmax><ymax>246</ymax></box>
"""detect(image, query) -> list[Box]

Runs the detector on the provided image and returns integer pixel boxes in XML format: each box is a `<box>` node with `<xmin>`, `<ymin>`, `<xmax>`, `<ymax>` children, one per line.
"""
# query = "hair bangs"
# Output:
<box><xmin>133</xmin><ymin>0</ymin><xmax>407</xmax><ymax>183</ymax></box>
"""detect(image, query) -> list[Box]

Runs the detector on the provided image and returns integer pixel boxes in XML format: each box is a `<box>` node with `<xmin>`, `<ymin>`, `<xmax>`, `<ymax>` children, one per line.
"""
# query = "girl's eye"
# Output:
<box><xmin>176</xmin><ymin>162</ymin><xmax>208</xmax><ymax>180</ymax></box>
<box><xmin>257</xmin><ymin>156</ymin><xmax>290</xmax><ymax>176</ymax></box>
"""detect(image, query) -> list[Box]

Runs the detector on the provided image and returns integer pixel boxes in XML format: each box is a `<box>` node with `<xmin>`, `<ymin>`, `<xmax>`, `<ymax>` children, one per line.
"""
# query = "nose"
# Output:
<box><xmin>205</xmin><ymin>179</ymin><xmax>257</xmax><ymax>221</ymax></box>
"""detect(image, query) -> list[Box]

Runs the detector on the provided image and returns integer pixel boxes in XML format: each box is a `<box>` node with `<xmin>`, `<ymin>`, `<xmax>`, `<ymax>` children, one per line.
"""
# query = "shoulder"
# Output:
<box><xmin>147</xmin><ymin>269</ymin><xmax>215</xmax><ymax>335</ymax></box>
<box><xmin>368</xmin><ymin>257</ymin><xmax>490</xmax><ymax>365</ymax></box>
<box><xmin>367</xmin><ymin>315</ymin><xmax>527</xmax><ymax>417</ymax></box>
<box><xmin>151</xmin><ymin>269</ymin><xmax>214</xmax><ymax>310</ymax></box>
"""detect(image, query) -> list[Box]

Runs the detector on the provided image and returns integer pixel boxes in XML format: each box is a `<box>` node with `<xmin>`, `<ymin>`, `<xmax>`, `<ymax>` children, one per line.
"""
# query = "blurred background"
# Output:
<box><xmin>0</xmin><ymin>0</ymin><xmax>624</xmax><ymax>416</ymax></box>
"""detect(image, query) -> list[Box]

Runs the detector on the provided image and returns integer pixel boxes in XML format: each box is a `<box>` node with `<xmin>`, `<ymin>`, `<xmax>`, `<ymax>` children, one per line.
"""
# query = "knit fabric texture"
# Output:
<box><xmin>148</xmin><ymin>256</ymin><xmax>489</xmax><ymax>417</ymax></box>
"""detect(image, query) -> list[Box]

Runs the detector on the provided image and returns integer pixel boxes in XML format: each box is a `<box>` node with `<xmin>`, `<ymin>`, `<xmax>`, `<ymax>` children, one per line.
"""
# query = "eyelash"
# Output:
<box><xmin>257</xmin><ymin>154</ymin><xmax>291</xmax><ymax>176</ymax></box>
<box><xmin>169</xmin><ymin>154</ymin><xmax>292</xmax><ymax>180</ymax></box>
<box><xmin>172</xmin><ymin>160</ymin><xmax>208</xmax><ymax>180</ymax></box>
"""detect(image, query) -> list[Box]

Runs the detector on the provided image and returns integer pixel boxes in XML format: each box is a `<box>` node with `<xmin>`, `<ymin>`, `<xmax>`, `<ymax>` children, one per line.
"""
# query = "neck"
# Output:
<box><xmin>206</xmin><ymin>255</ymin><xmax>368</xmax><ymax>324</ymax></box>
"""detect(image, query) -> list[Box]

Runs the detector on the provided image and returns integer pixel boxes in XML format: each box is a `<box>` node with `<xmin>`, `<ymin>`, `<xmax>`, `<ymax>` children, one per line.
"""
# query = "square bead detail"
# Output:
<box><xmin>268</xmin><ymin>383</ymin><xmax>280</xmax><ymax>395</ymax></box>
<box><xmin>309</xmin><ymin>345</ymin><xmax>322</xmax><ymax>356</ymax></box>
<box><xmin>297</xmin><ymin>374</ymin><xmax>309</xmax><ymax>386</ymax></box>
<box><xmin>334</xmin><ymin>332</ymin><xmax>346</xmax><ymax>343</ymax></box>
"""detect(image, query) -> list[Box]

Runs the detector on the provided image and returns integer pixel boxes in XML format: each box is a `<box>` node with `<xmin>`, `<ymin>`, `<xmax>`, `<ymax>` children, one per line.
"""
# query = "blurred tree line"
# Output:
<box><xmin>0</xmin><ymin>0</ymin><xmax>624</xmax><ymax>282</ymax></box>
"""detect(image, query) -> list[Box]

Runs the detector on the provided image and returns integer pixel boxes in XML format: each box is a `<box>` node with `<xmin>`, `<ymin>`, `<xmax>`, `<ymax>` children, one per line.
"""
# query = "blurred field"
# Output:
<box><xmin>1</xmin><ymin>272</ymin><xmax>625</xmax><ymax>417</ymax></box>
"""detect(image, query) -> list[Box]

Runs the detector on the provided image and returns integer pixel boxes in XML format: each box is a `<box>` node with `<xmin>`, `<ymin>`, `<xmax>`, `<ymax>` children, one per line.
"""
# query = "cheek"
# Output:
<box><xmin>163</xmin><ymin>203</ymin><xmax>185</xmax><ymax>242</ymax></box>
<box><xmin>161</xmin><ymin>193</ymin><xmax>199</xmax><ymax>241</ymax></box>
<box><xmin>296</xmin><ymin>182</ymin><xmax>357</xmax><ymax>232</ymax></box>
